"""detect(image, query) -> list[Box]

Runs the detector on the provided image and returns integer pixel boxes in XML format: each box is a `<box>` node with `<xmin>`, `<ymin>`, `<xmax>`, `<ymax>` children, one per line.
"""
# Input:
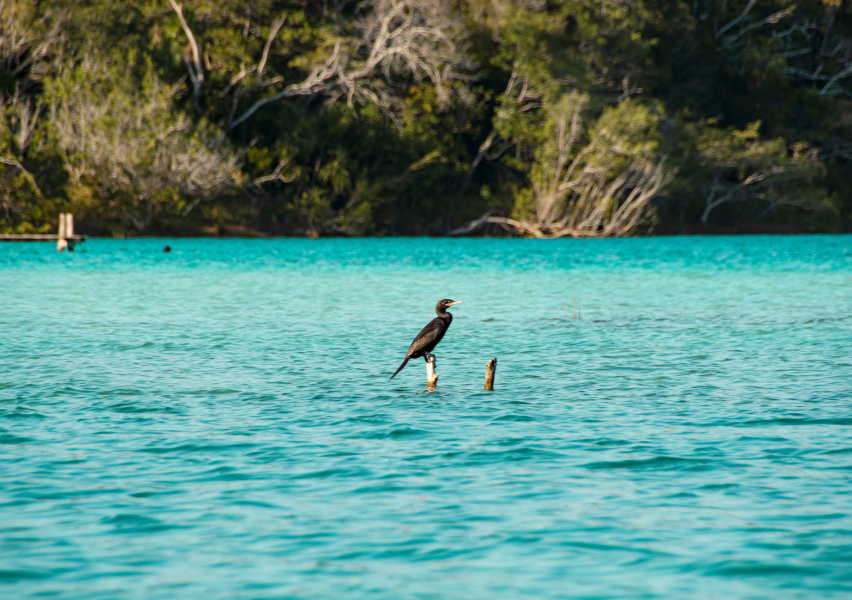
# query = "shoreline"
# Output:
<box><xmin>5</xmin><ymin>231</ymin><xmax>850</xmax><ymax>241</ymax></box>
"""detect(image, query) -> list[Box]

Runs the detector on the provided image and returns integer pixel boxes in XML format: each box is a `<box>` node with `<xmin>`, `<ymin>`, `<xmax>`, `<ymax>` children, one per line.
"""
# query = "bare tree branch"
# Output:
<box><xmin>227</xmin><ymin>0</ymin><xmax>474</xmax><ymax>129</ymax></box>
<box><xmin>230</xmin><ymin>42</ymin><xmax>344</xmax><ymax>128</ymax></box>
<box><xmin>461</xmin><ymin>128</ymin><xmax>498</xmax><ymax>193</ymax></box>
<box><xmin>715</xmin><ymin>0</ymin><xmax>757</xmax><ymax>40</ymax></box>
<box><xmin>250</xmin><ymin>160</ymin><xmax>294</xmax><ymax>186</ymax></box>
<box><xmin>820</xmin><ymin>62</ymin><xmax>852</xmax><ymax>96</ymax></box>
<box><xmin>258</xmin><ymin>15</ymin><xmax>286</xmax><ymax>78</ymax></box>
<box><xmin>168</xmin><ymin>0</ymin><xmax>204</xmax><ymax>103</ymax></box>
<box><xmin>0</xmin><ymin>157</ymin><xmax>29</xmax><ymax>174</ymax></box>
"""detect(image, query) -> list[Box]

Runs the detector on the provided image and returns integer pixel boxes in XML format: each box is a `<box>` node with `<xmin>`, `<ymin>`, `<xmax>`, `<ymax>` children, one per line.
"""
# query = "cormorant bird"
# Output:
<box><xmin>390</xmin><ymin>299</ymin><xmax>462</xmax><ymax>380</ymax></box>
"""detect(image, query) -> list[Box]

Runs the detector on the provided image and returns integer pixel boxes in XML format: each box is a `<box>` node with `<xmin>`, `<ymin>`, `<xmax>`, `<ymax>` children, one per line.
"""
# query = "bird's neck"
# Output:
<box><xmin>436</xmin><ymin>309</ymin><xmax>452</xmax><ymax>322</ymax></box>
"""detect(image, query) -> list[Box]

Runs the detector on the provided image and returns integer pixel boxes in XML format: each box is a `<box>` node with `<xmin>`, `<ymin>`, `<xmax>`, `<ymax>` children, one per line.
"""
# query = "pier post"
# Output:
<box><xmin>57</xmin><ymin>213</ymin><xmax>67</xmax><ymax>252</ymax></box>
<box><xmin>426</xmin><ymin>355</ymin><xmax>438</xmax><ymax>388</ymax></box>
<box><xmin>484</xmin><ymin>357</ymin><xmax>497</xmax><ymax>391</ymax></box>
<box><xmin>65</xmin><ymin>214</ymin><xmax>76</xmax><ymax>251</ymax></box>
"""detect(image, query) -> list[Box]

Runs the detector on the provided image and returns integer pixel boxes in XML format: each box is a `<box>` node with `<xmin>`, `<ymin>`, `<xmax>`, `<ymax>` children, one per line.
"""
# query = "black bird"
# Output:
<box><xmin>390</xmin><ymin>299</ymin><xmax>463</xmax><ymax>380</ymax></box>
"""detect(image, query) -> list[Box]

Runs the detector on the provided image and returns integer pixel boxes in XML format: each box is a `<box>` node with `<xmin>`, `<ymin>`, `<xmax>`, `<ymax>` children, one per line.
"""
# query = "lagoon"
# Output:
<box><xmin>2</xmin><ymin>236</ymin><xmax>852</xmax><ymax>599</ymax></box>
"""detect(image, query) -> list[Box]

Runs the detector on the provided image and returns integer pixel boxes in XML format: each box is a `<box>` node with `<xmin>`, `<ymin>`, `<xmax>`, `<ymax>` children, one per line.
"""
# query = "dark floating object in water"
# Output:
<box><xmin>390</xmin><ymin>299</ymin><xmax>462</xmax><ymax>384</ymax></box>
<box><xmin>163</xmin><ymin>245</ymin><xmax>171</xmax><ymax>253</ymax></box>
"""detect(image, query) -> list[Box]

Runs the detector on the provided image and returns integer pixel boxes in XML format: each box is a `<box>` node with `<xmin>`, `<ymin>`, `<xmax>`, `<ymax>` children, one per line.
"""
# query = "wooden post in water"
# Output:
<box><xmin>484</xmin><ymin>357</ymin><xmax>497</xmax><ymax>391</ymax></box>
<box><xmin>426</xmin><ymin>355</ymin><xmax>438</xmax><ymax>388</ymax></box>
<box><xmin>57</xmin><ymin>213</ymin><xmax>67</xmax><ymax>252</ymax></box>
<box><xmin>65</xmin><ymin>214</ymin><xmax>76</xmax><ymax>251</ymax></box>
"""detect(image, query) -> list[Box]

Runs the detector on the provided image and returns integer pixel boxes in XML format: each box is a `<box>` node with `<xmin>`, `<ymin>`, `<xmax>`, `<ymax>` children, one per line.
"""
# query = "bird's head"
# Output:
<box><xmin>436</xmin><ymin>299</ymin><xmax>462</xmax><ymax>314</ymax></box>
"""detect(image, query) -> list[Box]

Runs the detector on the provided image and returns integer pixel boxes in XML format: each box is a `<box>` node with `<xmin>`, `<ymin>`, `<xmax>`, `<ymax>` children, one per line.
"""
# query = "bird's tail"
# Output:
<box><xmin>390</xmin><ymin>358</ymin><xmax>410</xmax><ymax>380</ymax></box>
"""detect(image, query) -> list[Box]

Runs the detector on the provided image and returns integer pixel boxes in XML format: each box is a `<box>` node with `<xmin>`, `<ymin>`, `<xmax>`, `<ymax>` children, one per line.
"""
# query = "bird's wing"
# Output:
<box><xmin>405</xmin><ymin>318</ymin><xmax>445</xmax><ymax>357</ymax></box>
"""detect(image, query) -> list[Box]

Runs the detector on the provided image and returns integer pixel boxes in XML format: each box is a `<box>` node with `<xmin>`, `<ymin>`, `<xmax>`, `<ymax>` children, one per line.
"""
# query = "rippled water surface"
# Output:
<box><xmin>2</xmin><ymin>236</ymin><xmax>852</xmax><ymax>599</ymax></box>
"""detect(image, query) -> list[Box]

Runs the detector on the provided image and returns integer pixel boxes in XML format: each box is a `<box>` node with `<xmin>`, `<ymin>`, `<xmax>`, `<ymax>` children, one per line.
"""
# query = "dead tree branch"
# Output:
<box><xmin>168</xmin><ymin>0</ymin><xmax>204</xmax><ymax>103</ymax></box>
<box><xmin>250</xmin><ymin>160</ymin><xmax>294</xmax><ymax>187</ymax></box>
<box><xmin>0</xmin><ymin>156</ymin><xmax>29</xmax><ymax>174</ymax></box>
<box><xmin>227</xmin><ymin>0</ymin><xmax>474</xmax><ymax>129</ymax></box>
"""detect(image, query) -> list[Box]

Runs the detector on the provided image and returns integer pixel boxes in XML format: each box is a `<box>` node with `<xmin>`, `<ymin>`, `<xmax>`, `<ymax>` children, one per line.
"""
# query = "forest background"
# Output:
<box><xmin>2</xmin><ymin>0</ymin><xmax>851</xmax><ymax>238</ymax></box>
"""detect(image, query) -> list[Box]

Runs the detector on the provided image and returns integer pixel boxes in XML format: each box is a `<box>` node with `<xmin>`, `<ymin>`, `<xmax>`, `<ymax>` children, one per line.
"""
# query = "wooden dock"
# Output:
<box><xmin>0</xmin><ymin>234</ymin><xmax>87</xmax><ymax>241</ymax></box>
<box><xmin>0</xmin><ymin>214</ymin><xmax>86</xmax><ymax>251</ymax></box>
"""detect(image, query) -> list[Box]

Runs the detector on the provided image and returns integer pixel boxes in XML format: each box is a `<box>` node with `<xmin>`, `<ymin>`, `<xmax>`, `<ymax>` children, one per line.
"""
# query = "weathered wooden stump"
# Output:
<box><xmin>65</xmin><ymin>214</ymin><xmax>76</xmax><ymax>251</ymax></box>
<box><xmin>484</xmin><ymin>357</ymin><xmax>497</xmax><ymax>391</ymax></box>
<box><xmin>57</xmin><ymin>213</ymin><xmax>67</xmax><ymax>252</ymax></box>
<box><xmin>426</xmin><ymin>355</ymin><xmax>438</xmax><ymax>388</ymax></box>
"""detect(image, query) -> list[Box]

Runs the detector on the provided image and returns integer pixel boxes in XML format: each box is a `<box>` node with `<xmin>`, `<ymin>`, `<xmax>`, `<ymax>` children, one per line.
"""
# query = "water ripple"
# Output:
<box><xmin>2</xmin><ymin>236</ymin><xmax>852</xmax><ymax>599</ymax></box>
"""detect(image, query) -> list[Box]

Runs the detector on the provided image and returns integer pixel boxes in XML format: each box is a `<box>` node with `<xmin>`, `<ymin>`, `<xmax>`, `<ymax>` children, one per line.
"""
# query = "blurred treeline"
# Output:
<box><xmin>1</xmin><ymin>0</ymin><xmax>851</xmax><ymax>237</ymax></box>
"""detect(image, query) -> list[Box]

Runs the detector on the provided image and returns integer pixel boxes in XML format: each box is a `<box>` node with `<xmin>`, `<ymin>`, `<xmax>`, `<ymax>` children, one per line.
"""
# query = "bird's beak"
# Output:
<box><xmin>448</xmin><ymin>301</ymin><xmax>463</xmax><ymax>306</ymax></box>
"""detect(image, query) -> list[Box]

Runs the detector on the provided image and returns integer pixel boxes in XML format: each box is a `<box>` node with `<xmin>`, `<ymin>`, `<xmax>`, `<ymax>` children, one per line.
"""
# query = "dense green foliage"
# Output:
<box><xmin>1</xmin><ymin>0</ymin><xmax>851</xmax><ymax>236</ymax></box>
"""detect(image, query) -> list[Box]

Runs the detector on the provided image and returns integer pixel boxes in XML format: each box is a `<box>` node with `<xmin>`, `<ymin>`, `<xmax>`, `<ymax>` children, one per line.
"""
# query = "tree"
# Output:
<box><xmin>166</xmin><ymin>0</ymin><xmax>476</xmax><ymax>128</ymax></box>
<box><xmin>452</xmin><ymin>96</ymin><xmax>672</xmax><ymax>237</ymax></box>
<box><xmin>695</xmin><ymin>120</ymin><xmax>824</xmax><ymax>223</ymax></box>
<box><xmin>46</xmin><ymin>59</ymin><xmax>241</xmax><ymax>230</ymax></box>
<box><xmin>0</xmin><ymin>0</ymin><xmax>65</xmax><ymax>232</ymax></box>
<box><xmin>0</xmin><ymin>0</ymin><xmax>848</xmax><ymax>235</ymax></box>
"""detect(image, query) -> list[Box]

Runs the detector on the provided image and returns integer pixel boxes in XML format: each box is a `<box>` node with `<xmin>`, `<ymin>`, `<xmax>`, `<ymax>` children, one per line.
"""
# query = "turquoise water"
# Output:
<box><xmin>2</xmin><ymin>236</ymin><xmax>852</xmax><ymax>599</ymax></box>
